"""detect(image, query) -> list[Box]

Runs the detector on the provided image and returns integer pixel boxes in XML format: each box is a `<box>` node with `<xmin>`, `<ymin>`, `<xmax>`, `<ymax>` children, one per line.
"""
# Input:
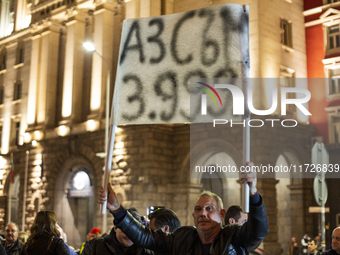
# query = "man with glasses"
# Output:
<box><xmin>1</xmin><ymin>222</ymin><xmax>24</xmax><ymax>255</ymax></box>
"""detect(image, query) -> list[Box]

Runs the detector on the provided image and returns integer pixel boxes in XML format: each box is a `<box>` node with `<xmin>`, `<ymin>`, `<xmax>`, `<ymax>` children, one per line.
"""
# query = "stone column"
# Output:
<box><xmin>61</xmin><ymin>11</ymin><xmax>86</xmax><ymax>125</ymax></box>
<box><xmin>258</xmin><ymin>178</ymin><xmax>282</xmax><ymax>255</ymax></box>
<box><xmin>14</xmin><ymin>0</ymin><xmax>25</xmax><ymax>31</ymax></box>
<box><xmin>289</xmin><ymin>179</ymin><xmax>314</xmax><ymax>243</ymax></box>
<box><xmin>140</xmin><ymin>0</ymin><xmax>160</xmax><ymax>17</ymax></box>
<box><xmin>88</xmin><ymin>4</ymin><xmax>114</xmax><ymax>120</ymax></box>
<box><xmin>0</xmin><ymin>0</ymin><xmax>11</xmax><ymax>37</ymax></box>
<box><xmin>27</xmin><ymin>33</ymin><xmax>40</xmax><ymax>127</ymax></box>
<box><xmin>36</xmin><ymin>24</ymin><xmax>60</xmax><ymax>128</ymax></box>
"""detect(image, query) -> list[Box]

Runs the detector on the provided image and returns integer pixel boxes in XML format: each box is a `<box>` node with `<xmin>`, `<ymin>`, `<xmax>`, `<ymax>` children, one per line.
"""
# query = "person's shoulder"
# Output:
<box><xmin>89</xmin><ymin>234</ymin><xmax>113</xmax><ymax>247</ymax></box>
<box><xmin>221</xmin><ymin>224</ymin><xmax>240</xmax><ymax>232</ymax></box>
<box><xmin>17</xmin><ymin>240</ymin><xmax>25</xmax><ymax>248</ymax></box>
<box><xmin>173</xmin><ymin>226</ymin><xmax>196</xmax><ymax>234</ymax></box>
<box><xmin>172</xmin><ymin>226</ymin><xmax>198</xmax><ymax>241</ymax></box>
<box><xmin>322</xmin><ymin>249</ymin><xmax>337</xmax><ymax>255</ymax></box>
<box><xmin>52</xmin><ymin>236</ymin><xmax>64</xmax><ymax>244</ymax></box>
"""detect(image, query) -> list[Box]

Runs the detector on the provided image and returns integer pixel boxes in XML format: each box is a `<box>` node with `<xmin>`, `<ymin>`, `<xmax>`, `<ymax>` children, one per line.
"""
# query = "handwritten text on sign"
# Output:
<box><xmin>113</xmin><ymin>4</ymin><xmax>249</xmax><ymax>125</ymax></box>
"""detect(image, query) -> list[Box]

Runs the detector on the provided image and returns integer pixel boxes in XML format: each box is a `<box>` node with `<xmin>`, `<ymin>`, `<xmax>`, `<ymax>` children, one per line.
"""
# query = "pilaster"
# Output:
<box><xmin>88</xmin><ymin>6</ymin><xmax>115</xmax><ymax>120</ymax></box>
<box><xmin>61</xmin><ymin>12</ymin><xmax>86</xmax><ymax>125</ymax></box>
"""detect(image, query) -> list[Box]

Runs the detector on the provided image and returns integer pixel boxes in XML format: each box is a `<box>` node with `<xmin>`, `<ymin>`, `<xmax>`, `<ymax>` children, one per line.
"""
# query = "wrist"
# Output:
<box><xmin>110</xmin><ymin>204</ymin><xmax>121</xmax><ymax>214</ymax></box>
<box><xmin>250</xmin><ymin>188</ymin><xmax>257</xmax><ymax>196</ymax></box>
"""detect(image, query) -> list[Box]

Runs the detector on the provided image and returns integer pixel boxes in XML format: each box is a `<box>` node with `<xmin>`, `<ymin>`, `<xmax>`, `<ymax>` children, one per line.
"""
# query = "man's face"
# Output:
<box><xmin>192</xmin><ymin>196</ymin><xmax>225</xmax><ymax>233</ymax></box>
<box><xmin>332</xmin><ymin>229</ymin><xmax>340</xmax><ymax>253</ymax></box>
<box><xmin>114</xmin><ymin>227</ymin><xmax>133</xmax><ymax>247</ymax></box>
<box><xmin>308</xmin><ymin>240</ymin><xmax>317</xmax><ymax>253</ymax></box>
<box><xmin>235</xmin><ymin>212</ymin><xmax>247</xmax><ymax>225</ymax></box>
<box><xmin>292</xmin><ymin>237</ymin><xmax>296</xmax><ymax>243</ymax></box>
<box><xmin>5</xmin><ymin>224</ymin><xmax>18</xmax><ymax>245</ymax></box>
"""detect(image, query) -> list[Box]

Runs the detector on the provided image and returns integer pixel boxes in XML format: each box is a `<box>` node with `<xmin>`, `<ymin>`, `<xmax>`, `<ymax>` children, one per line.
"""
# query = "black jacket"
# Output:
<box><xmin>0</xmin><ymin>243</ymin><xmax>5</xmax><ymax>255</ymax></box>
<box><xmin>82</xmin><ymin>229</ymin><xmax>153</xmax><ymax>255</ymax></box>
<box><xmin>1</xmin><ymin>239</ymin><xmax>24</xmax><ymax>255</ymax></box>
<box><xmin>20</xmin><ymin>234</ymin><xmax>69</xmax><ymax>255</ymax></box>
<box><xmin>115</xmin><ymin>195</ymin><xmax>269</xmax><ymax>255</ymax></box>
<box><xmin>322</xmin><ymin>249</ymin><xmax>339</xmax><ymax>255</ymax></box>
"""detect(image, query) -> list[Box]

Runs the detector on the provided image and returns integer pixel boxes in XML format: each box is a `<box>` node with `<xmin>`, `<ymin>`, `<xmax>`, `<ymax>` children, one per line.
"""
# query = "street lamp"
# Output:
<box><xmin>83</xmin><ymin>41</ymin><xmax>111</xmax><ymax>233</ymax></box>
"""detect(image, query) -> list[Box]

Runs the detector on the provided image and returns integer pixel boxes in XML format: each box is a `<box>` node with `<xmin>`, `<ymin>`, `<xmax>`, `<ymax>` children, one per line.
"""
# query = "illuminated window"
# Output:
<box><xmin>281</xmin><ymin>19</ymin><xmax>293</xmax><ymax>47</ymax></box>
<box><xmin>327</xmin><ymin>68</ymin><xmax>340</xmax><ymax>98</ymax></box>
<box><xmin>328</xmin><ymin>25</ymin><xmax>340</xmax><ymax>50</ymax></box>
<box><xmin>331</xmin><ymin>77</ymin><xmax>340</xmax><ymax>94</ymax></box>
<box><xmin>13</xmin><ymin>82</ymin><xmax>22</xmax><ymax>101</ymax></box>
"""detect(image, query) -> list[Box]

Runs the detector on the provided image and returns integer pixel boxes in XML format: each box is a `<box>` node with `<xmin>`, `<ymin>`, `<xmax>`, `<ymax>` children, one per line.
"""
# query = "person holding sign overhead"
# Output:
<box><xmin>98</xmin><ymin>167</ymin><xmax>268</xmax><ymax>255</ymax></box>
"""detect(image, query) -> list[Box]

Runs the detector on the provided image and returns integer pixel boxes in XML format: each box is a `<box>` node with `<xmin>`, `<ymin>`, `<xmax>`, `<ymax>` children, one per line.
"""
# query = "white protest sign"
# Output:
<box><xmin>113</xmin><ymin>4</ymin><xmax>249</xmax><ymax>125</ymax></box>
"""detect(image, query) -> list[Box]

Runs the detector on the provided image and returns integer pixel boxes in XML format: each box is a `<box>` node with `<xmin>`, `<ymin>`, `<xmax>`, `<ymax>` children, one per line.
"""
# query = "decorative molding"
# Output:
<box><xmin>320</xmin><ymin>8</ymin><xmax>340</xmax><ymax>20</ymax></box>
<box><xmin>281</xmin><ymin>44</ymin><xmax>294</xmax><ymax>53</ymax></box>
<box><xmin>13</xmin><ymin>63</ymin><xmax>24</xmax><ymax>69</ymax></box>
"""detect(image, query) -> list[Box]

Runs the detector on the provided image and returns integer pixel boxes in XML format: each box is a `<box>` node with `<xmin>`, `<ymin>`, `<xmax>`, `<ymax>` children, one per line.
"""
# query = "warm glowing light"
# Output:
<box><xmin>86</xmin><ymin>119</ymin><xmax>99</xmax><ymax>132</ymax></box>
<box><xmin>73</xmin><ymin>171</ymin><xmax>88</xmax><ymax>190</ymax></box>
<box><xmin>0</xmin><ymin>157</ymin><xmax>6</xmax><ymax>169</ymax></box>
<box><xmin>33</xmin><ymin>153</ymin><xmax>42</xmax><ymax>165</ymax></box>
<box><xmin>24</xmin><ymin>15</ymin><xmax>31</xmax><ymax>28</ymax></box>
<box><xmin>34</xmin><ymin>130</ymin><xmax>42</xmax><ymax>140</ymax></box>
<box><xmin>24</xmin><ymin>132</ymin><xmax>31</xmax><ymax>143</ymax></box>
<box><xmin>27</xmin><ymin>36</ymin><xmax>39</xmax><ymax>125</ymax></box>
<box><xmin>83</xmin><ymin>42</ymin><xmax>96</xmax><ymax>52</ymax></box>
<box><xmin>58</xmin><ymin>125</ymin><xmax>69</xmax><ymax>136</ymax></box>
<box><xmin>90</xmin><ymin>54</ymin><xmax>102</xmax><ymax>111</ymax></box>
<box><xmin>116</xmin><ymin>127</ymin><xmax>123</xmax><ymax>133</ymax></box>
<box><xmin>62</xmin><ymin>27</ymin><xmax>75</xmax><ymax>118</ymax></box>
<box><xmin>62</xmin><ymin>81</ymin><xmax>72</xmax><ymax>117</ymax></box>
<box><xmin>32</xmin><ymin>140</ymin><xmax>37</xmax><ymax>146</ymax></box>
<box><xmin>116</xmin><ymin>142</ymin><xmax>124</xmax><ymax>148</ymax></box>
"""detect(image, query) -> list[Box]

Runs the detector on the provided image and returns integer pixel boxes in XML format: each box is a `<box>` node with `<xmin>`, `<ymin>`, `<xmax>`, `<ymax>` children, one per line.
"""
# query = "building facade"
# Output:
<box><xmin>0</xmin><ymin>0</ymin><xmax>323</xmax><ymax>254</ymax></box>
<box><xmin>304</xmin><ymin>0</ymin><xmax>340</xmax><ymax>246</ymax></box>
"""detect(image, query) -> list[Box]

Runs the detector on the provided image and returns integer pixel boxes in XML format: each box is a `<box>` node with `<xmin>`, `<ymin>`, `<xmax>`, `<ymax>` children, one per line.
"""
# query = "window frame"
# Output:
<box><xmin>328</xmin><ymin>111</ymin><xmax>340</xmax><ymax>144</ymax></box>
<box><xmin>280</xmin><ymin>19</ymin><xmax>293</xmax><ymax>48</ymax></box>
<box><xmin>13</xmin><ymin>81</ymin><xmax>22</xmax><ymax>101</ymax></box>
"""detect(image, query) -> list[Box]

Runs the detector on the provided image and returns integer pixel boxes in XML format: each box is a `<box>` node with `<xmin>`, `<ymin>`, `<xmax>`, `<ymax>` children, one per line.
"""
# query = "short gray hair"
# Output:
<box><xmin>196</xmin><ymin>190</ymin><xmax>224</xmax><ymax>210</ymax></box>
<box><xmin>6</xmin><ymin>222</ymin><xmax>19</xmax><ymax>231</ymax></box>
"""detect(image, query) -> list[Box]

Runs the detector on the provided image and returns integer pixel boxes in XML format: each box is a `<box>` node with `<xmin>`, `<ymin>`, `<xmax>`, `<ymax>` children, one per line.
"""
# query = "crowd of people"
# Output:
<box><xmin>287</xmin><ymin>231</ymin><xmax>340</xmax><ymax>255</ymax></box>
<box><xmin>0</xmin><ymin>170</ymin><xmax>338</xmax><ymax>255</ymax></box>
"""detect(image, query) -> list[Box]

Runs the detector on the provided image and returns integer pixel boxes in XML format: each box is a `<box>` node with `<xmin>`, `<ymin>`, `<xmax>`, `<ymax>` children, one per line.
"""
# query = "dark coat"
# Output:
<box><xmin>81</xmin><ymin>229</ymin><xmax>153</xmax><ymax>255</ymax></box>
<box><xmin>322</xmin><ymin>249</ymin><xmax>339</xmax><ymax>255</ymax></box>
<box><xmin>1</xmin><ymin>239</ymin><xmax>24</xmax><ymax>255</ymax></box>
<box><xmin>115</xmin><ymin>196</ymin><xmax>269</xmax><ymax>255</ymax></box>
<box><xmin>20</xmin><ymin>233</ymin><xmax>69</xmax><ymax>255</ymax></box>
<box><xmin>0</xmin><ymin>243</ymin><xmax>6</xmax><ymax>255</ymax></box>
